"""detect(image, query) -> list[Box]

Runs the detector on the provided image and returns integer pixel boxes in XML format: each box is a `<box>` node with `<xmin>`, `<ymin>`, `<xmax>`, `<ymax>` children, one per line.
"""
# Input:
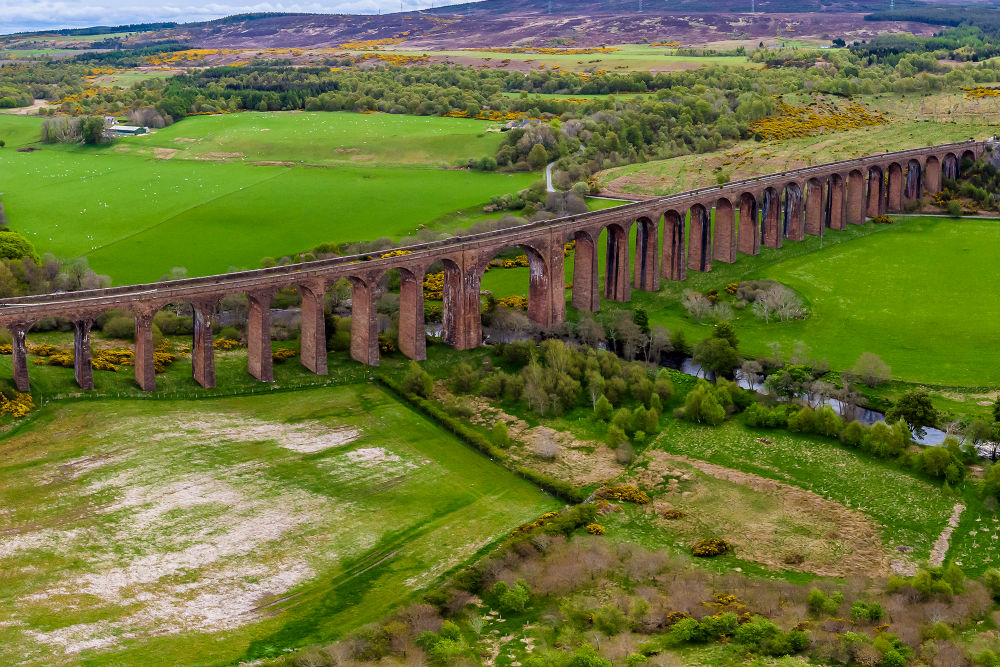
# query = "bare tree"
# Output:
<box><xmin>577</xmin><ymin>315</ymin><xmax>605</xmax><ymax>349</ymax></box>
<box><xmin>807</xmin><ymin>380</ymin><xmax>836</xmax><ymax>408</ymax></box>
<box><xmin>682</xmin><ymin>291</ymin><xmax>713</xmax><ymax>323</ymax></box>
<box><xmin>493</xmin><ymin>305</ymin><xmax>535</xmax><ymax>342</ymax></box>
<box><xmin>531</xmin><ymin>430</ymin><xmax>560</xmax><ymax>460</ymax></box>
<box><xmin>739</xmin><ymin>359</ymin><xmax>763</xmax><ymax>391</ymax></box>
<box><xmin>647</xmin><ymin>326</ymin><xmax>672</xmax><ymax>363</ymax></box>
<box><xmin>613</xmin><ymin>310</ymin><xmax>645</xmax><ymax>361</ymax></box>
<box><xmin>752</xmin><ymin>284</ymin><xmax>805</xmax><ymax>323</ymax></box>
<box><xmin>852</xmin><ymin>352</ymin><xmax>891</xmax><ymax>387</ymax></box>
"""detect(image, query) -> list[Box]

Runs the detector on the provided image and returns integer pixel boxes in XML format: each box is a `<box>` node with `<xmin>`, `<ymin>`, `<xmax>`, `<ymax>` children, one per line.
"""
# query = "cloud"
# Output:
<box><xmin>0</xmin><ymin>0</ymin><xmax>474</xmax><ymax>34</ymax></box>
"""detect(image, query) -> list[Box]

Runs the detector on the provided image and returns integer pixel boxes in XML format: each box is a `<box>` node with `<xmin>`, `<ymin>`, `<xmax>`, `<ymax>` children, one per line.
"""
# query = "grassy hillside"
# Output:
<box><xmin>136</xmin><ymin>111</ymin><xmax>507</xmax><ymax>168</ymax></box>
<box><xmin>0</xmin><ymin>114</ymin><xmax>536</xmax><ymax>283</ymax></box>
<box><xmin>0</xmin><ymin>384</ymin><xmax>558</xmax><ymax>665</ymax></box>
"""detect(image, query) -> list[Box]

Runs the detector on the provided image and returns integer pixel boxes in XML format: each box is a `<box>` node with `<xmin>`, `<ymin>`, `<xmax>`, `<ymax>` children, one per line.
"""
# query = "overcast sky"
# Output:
<box><xmin>1</xmin><ymin>0</ymin><xmax>475</xmax><ymax>35</ymax></box>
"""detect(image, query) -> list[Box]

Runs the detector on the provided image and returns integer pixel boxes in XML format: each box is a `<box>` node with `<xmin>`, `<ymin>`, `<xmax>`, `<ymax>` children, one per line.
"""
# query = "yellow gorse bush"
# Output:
<box><xmin>749</xmin><ymin>100</ymin><xmax>890</xmax><ymax>141</ymax></box>
<box><xmin>595</xmin><ymin>485</ymin><xmax>650</xmax><ymax>504</ymax></box>
<box><xmin>0</xmin><ymin>391</ymin><xmax>34</xmax><ymax>418</ymax></box>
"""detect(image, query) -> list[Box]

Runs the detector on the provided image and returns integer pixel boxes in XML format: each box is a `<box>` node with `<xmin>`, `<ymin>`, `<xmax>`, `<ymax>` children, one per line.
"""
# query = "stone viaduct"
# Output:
<box><xmin>0</xmin><ymin>141</ymin><xmax>989</xmax><ymax>393</ymax></box>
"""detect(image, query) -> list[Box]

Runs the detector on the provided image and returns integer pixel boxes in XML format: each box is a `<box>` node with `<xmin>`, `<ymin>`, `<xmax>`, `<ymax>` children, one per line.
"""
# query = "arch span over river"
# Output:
<box><xmin>0</xmin><ymin>140</ymin><xmax>991</xmax><ymax>392</ymax></box>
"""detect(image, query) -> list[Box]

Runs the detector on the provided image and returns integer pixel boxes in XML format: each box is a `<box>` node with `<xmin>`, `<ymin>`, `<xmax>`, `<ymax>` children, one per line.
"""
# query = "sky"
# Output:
<box><xmin>0</xmin><ymin>0</ymin><xmax>476</xmax><ymax>35</ymax></box>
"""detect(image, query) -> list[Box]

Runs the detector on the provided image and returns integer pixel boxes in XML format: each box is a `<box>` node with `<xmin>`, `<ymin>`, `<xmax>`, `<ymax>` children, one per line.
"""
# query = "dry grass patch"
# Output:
<box><xmin>634</xmin><ymin>450</ymin><xmax>891</xmax><ymax>577</ymax></box>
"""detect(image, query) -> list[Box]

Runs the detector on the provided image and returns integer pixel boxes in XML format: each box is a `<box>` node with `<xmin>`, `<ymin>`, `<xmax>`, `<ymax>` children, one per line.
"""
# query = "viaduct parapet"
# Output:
<box><xmin>0</xmin><ymin>141</ymin><xmax>989</xmax><ymax>393</ymax></box>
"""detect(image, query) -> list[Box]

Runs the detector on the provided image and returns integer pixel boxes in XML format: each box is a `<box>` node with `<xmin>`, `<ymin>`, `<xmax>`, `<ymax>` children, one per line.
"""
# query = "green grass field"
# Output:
<box><xmin>0</xmin><ymin>113</ymin><xmax>537</xmax><ymax>283</ymax></box>
<box><xmin>0</xmin><ymin>384</ymin><xmax>557</xmax><ymax>665</ymax></box>
<box><xmin>135</xmin><ymin>111</ymin><xmax>507</xmax><ymax>167</ymax></box>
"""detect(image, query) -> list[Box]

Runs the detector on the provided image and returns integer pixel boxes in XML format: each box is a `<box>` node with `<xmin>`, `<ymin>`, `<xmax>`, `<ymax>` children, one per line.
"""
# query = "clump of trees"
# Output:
<box><xmin>40</xmin><ymin>116</ymin><xmax>109</xmax><ymax>145</ymax></box>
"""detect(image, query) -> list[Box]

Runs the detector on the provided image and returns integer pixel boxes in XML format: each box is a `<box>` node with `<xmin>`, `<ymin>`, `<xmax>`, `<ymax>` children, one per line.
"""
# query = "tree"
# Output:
<box><xmin>577</xmin><ymin>315</ymin><xmax>605</xmax><ymax>348</ymax></box>
<box><xmin>0</xmin><ymin>231</ymin><xmax>36</xmax><ymax>261</ymax></box>
<box><xmin>594</xmin><ymin>394</ymin><xmax>613</xmax><ymax>421</ymax></box>
<box><xmin>682</xmin><ymin>291</ymin><xmax>714</xmax><ymax>323</ymax></box>
<box><xmin>852</xmin><ymin>352</ymin><xmax>891</xmax><ymax>387</ymax></box>
<box><xmin>0</xmin><ymin>200</ymin><xmax>7</xmax><ymax>228</ymax></box>
<box><xmin>527</xmin><ymin>143</ymin><xmax>548</xmax><ymax>169</ymax></box>
<box><xmin>79</xmin><ymin>116</ymin><xmax>106</xmax><ymax>145</ymax></box>
<box><xmin>692</xmin><ymin>337</ymin><xmax>740</xmax><ymax>378</ymax></box>
<box><xmin>981</xmin><ymin>464</ymin><xmax>1000</xmax><ymax>508</ymax></box>
<box><xmin>711</xmin><ymin>320</ymin><xmax>739</xmax><ymax>349</ymax></box>
<box><xmin>751</xmin><ymin>284</ymin><xmax>805</xmax><ymax>323</ymax></box>
<box><xmin>633</xmin><ymin>307</ymin><xmax>650</xmax><ymax>334</ymax></box>
<box><xmin>885</xmin><ymin>390</ymin><xmax>938</xmax><ymax>438</ymax></box>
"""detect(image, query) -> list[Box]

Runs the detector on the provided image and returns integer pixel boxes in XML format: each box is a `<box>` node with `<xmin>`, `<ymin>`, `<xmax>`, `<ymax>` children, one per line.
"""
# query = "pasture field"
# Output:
<box><xmin>136</xmin><ymin>111</ymin><xmax>506</xmax><ymax>167</ymax></box>
<box><xmin>0</xmin><ymin>384</ymin><xmax>558</xmax><ymax>665</ymax></box>
<box><xmin>598</xmin><ymin>119</ymin><xmax>990</xmax><ymax>197</ymax></box>
<box><xmin>89</xmin><ymin>69</ymin><xmax>178</xmax><ymax>87</ymax></box>
<box><xmin>0</xmin><ymin>114</ymin><xmax>536</xmax><ymax>283</ymax></box>
<box><xmin>623</xmin><ymin>217</ymin><xmax>1000</xmax><ymax>388</ymax></box>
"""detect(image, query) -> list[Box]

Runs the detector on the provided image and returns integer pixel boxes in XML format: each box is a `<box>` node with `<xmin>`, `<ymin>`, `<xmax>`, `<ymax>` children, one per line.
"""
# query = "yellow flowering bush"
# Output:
<box><xmin>496</xmin><ymin>295</ymin><xmax>528</xmax><ymax>310</ymax></box>
<box><xmin>749</xmin><ymin>100</ymin><xmax>889</xmax><ymax>141</ymax></box>
<box><xmin>585</xmin><ymin>523</ymin><xmax>606</xmax><ymax>535</ymax></box>
<box><xmin>0</xmin><ymin>391</ymin><xmax>34</xmax><ymax>418</ymax></box>
<box><xmin>595</xmin><ymin>485</ymin><xmax>650</xmax><ymax>504</ymax></box>
<box><xmin>0</xmin><ymin>344</ymin><xmax>11</xmax><ymax>355</ymax></box>
<box><xmin>691</xmin><ymin>538</ymin><xmax>732</xmax><ymax>557</ymax></box>
<box><xmin>28</xmin><ymin>343</ymin><xmax>58</xmax><ymax>357</ymax></box>
<box><xmin>423</xmin><ymin>271</ymin><xmax>444</xmax><ymax>301</ymax></box>
<box><xmin>272</xmin><ymin>348</ymin><xmax>299</xmax><ymax>363</ymax></box>
<box><xmin>214</xmin><ymin>338</ymin><xmax>241</xmax><ymax>351</ymax></box>
<box><xmin>662</xmin><ymin>509</ymin><xmax>686</xmax><ymax>520</ymax></box>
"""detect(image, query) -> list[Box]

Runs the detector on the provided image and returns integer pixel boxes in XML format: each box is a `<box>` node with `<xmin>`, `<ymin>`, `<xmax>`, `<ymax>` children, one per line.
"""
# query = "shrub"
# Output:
<box><xmin>100</xmin><ymin>315</ymin><xmax>135</xmax><ymax>340</ymax></box>
<box><xmin>491</xmin><ymin>421</ymin><xmax>510</xmax><ymax>448</ymax></box>
<box><xmin>402</xmin><ymin>361</ymin><xmax>433</xmax><ymax>398</ymax></box>
<box><xmin>586</xmin><ymin>523</ymin><xmax>606</xmax><ymax>535</ymax></box>
<box><xmin>662</xmin><ymin>509</ymin><xmax>686</xmax><ymax>520</ymax></box>
<box><xmin>691</xmin><ymin>538</ymin><xmax>731</xmax><ymax>557</ymax></box>
<box><xmin>214</xmin><ymin>337</ymin><xmax>240</xmax><ymax>350</ymax></box>
<box><xmin>595</xmin><ymin>485</ymin><xmax>649</xmax><ymax>504</ymax></box>
<box><xmin>490</xmin><ymin>580</ymin><xmax>530</xmax><ymax>613</ymax></box>
<box><xmin>272</xmin><ymin>348</ymin><xmax>298</xmax><ymax>363</ymax></box>
<box><xmin>218</xmin><ymin>326</ymin><xmax>241</xmax><ymax>341</ymax></box>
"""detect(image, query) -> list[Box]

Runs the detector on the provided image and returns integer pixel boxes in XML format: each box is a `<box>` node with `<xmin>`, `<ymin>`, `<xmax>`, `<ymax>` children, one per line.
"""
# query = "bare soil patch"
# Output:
<box><xmin>153</xmin><ymin>147</ymin><xmax>178</xmax><ymax>160</ymax></box>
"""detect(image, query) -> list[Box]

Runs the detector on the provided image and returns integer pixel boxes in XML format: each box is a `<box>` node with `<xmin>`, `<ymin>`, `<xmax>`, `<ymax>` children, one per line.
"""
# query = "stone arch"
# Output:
<box><xmin>846</xmin><ymin>169</ymin><xmax>865</xmax><ymax>224</ymax></box>
<box><xmin>476</xmin><ymin>243</ymin><xmax>554</xmax><ymax>341</ymax></box>
<box><xmin>904</xmin><ymin>159</ymin><xmax>922</xmax><ymax>201</ymax></box>
<box><xmin>713</xmin><ymin>197</ymin><xmax>736</xmax><ymax>263</ymax></box>
<box><xmin>886</xmin><ymin>162</ymin><xmax>904</xmax><ymax>212</ymax></box>
<box><xmin>805</xmin><ymin>178</ymin><xmax>824</xmax><ymax>236</ymax></box>
<box><xmin>761</xmin><ymin>186</ymin><xmax>781</xmax><ymax>248</ymax></box>
<box><xmin>661</xmin><ymin>210</ymin><xmax>686</xmax><ymax>282</ymax></box>
<box><xmin>961</xmin><ymin>149</ymin><xmax>976</xmax><ymax>169</ymax></box>
<box><xmin>942</xmin><ymin>152</ymin><xmax>959</xmax><ymax>180</ymax></box>
<box><xmin>782</xmin><ymin>181</ymin><xmax>804</xmax><ymax>241</ymax></box>
<box><xmin>866</xmin><ymin>165</ymin><xmax>885</xmax><ymax>218</ymax></box>
<box><xmin>633</xmin><ymin>216</ymin><xmax>659</xmax><ymax>291</ymax></box>
<box><xmin>571</xmin><ymin>228</ymin><xmax>600</xmax><ymax>312</ymax></box>
<box><xmin>737</xmin><ymin>192</ymin><xmax>759</xmax><ymax>255</ymax></box>
<box><xmin>827</xmin><ymin>173</ymin><xmax>846</xmax><ymax>230</ymax></box>
<box><xmin>924</xmin><ymin>155</ymin><xmax>941</xmax><ymax>193</ymax></box>
<box><xmin>687</xmin><ymin>203</ymin><xmax>711</xmax><ymax>272</ymax></box>
<box><xmin>603</xmin><ymin>221</ymin><xmax>632</xmax><ymax>302</ymax></box>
